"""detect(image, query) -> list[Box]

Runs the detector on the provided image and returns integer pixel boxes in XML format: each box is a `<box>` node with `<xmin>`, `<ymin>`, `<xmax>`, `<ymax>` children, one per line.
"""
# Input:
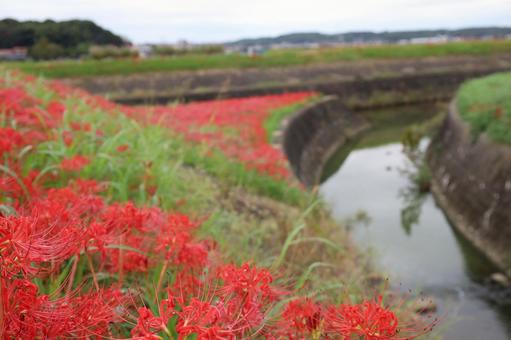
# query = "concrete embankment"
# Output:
<box><xmin>64</xmin><ymin>54</ymin><xmax>511</xmax><ymax>109</ymax></box>
<box><xmin>281</xmin><ymin>96</ymin><xmax>369</xmax><ymax>187</ymax></box>
<box><xmin>427</xmin><ymin>102</ymin><xmax>511</xmax><ymax>275</ymax></box>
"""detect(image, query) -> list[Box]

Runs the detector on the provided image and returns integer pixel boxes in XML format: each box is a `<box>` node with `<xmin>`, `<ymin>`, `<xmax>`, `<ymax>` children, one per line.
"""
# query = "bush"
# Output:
<box><xmin>28</xmin><ymin>37</ymin><xmax>66</xmax><ymax>60</ymax></box>
<box><xmin>88</xmin><ymin>45</ymin><xmax>138</xmax><ymax>60</ymax></box>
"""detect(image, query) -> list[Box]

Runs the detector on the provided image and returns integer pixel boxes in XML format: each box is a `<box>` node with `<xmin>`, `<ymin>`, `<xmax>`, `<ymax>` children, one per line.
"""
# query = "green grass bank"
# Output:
<box><xmin>5</xmin><ymin>40</ymin><xmax>511</xmax><ymax>78</ymax></box>
<box><xmin>456</xmin><ymin>71</ymin><xmax>511</xmax><ymax>143</ymax></box>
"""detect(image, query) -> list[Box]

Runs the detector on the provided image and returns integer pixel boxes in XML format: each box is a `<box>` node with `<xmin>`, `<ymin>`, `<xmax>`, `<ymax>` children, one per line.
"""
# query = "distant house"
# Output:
<box><xmin>134</xmin><ymin>44</ymin><xmax>153</xmax><ymax>58</ymax></box>
<box><xmin>247</xmin><ymin>45</ymin><xmax>267</xmax><ymax>56</ymax></box>
<box><xmin>0</xmin><ymin>47</ymin><xmax>28</xmax><ymax>61</ymax></box>
<box><xmin>399</xmin><ymin>35</ymin><xmax>449</xmax><ymax>45</ymax></box>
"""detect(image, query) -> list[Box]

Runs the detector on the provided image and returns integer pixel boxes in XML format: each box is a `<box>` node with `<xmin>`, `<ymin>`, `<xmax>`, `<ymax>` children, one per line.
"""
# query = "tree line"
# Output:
<box><xmin>0</xmin><ymin>19</ymin><xmax>127</xmax><ymax>60</ymax></box>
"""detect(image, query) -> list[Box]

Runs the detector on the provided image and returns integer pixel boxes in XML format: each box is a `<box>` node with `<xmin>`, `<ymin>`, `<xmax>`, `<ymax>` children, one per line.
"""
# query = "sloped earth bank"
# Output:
<box><xmin>427</xmin><ymin>102</ymin><xmax>511</xmax><ymax>275</ymax></box>
<box><xmin>316</xmin><ymin>104</ymin><xmax>511</xmax><ymax>340</ymax></box>
<box><xmin>63</xmin><ymin>54</ymin><xmax>511</xmax><ymax>108</ymax></box>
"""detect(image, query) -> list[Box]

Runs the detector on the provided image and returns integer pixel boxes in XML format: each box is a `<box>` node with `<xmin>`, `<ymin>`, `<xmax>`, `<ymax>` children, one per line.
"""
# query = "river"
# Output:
<box><xmin>319</xmin><ymin>104</ymin><xmax>511</xmax><ymax>340</ymax></box>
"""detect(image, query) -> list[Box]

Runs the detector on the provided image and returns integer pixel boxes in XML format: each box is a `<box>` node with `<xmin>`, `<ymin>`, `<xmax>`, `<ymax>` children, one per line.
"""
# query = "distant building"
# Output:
<box><xmin>0</xmin><ymin>47</ymin><xmax>28</xmax><ymax>61</ymax></box>
<box><xmin>175</xmin><ymin>40</ymin><xmax>190</xmax><ymax>50</ymax></box>
<box><xmin>247</xmin><ymin>45</ymin><xmax>268</xmax><ymax>56</ymax></box>
<box><xmin>134</xmin><ymin>44</ymin><xmax>153</xmax><ymax>58</ymax></box>
<box><xmin>399</xmin><ymin>35</ymin><xmax>449</xmax><ymax>45</ymax></box>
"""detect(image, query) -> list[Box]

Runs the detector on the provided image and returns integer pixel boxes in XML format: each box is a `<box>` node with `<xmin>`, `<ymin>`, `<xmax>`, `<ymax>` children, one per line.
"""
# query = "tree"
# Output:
<box><xmin>28</xmin><ymin>37</ymin><xmax>65</xmax><ymax>60</ymax></box>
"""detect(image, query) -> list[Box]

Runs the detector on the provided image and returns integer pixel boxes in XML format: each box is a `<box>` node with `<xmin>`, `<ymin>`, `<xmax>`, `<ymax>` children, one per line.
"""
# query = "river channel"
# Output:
<box><xmin>319</xmin><ymin>104</ymin><xmax>511</xmax><ymax>339</ymax></box>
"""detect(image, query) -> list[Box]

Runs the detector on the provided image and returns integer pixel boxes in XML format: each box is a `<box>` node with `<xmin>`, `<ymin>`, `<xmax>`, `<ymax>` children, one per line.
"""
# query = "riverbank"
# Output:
<box><xmin>427</xmin><ymin>73</ymin><xmax>511</xmax><ymax>275</ymax></box>
<box><xmin>57</xmin><ymin>53</ymin><xmax>511</xmax><ymax>110</ymax></box>
<box><xmin>282</xmin><ymin>96</ymin><xmax>369</xmax><ymax>187</ymax></box>
<box><xmin>0</xmin><ymin>69</ymin><xmax>436</xmax><ymax>338</ymax></box>
<box><xmin>318</xmin><ymin>103</ymin><xmax>511</xmax><ymax>339</ymax></box>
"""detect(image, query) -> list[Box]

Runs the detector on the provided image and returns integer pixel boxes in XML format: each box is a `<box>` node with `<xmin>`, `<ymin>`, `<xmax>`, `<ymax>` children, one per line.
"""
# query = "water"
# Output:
<box><xmin>319</xmin><ymin>105</ymin><xmax>511</xmax><ymax>339</ymax></box>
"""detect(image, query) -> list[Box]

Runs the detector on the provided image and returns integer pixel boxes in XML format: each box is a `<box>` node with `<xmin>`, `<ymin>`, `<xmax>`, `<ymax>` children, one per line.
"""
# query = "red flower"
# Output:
<box><xmin>176</xmin><ymin>298</ymin><xmax>221</xmax><ymax>337</ymax></box>
<box><xmin>2</xmin><ymin>279</ymin><xmax>127</xmax><ymax>338</ymax></box>
<box><xmin>0</xmin><ymin>127</ymin><xmax>24</xmax><ymax>156</ymax></box>
<box><xmin>218</xmin><ymin>263</ymin><xmax>278</xmax><ymax>301</ymax></box>
<box><xmin>117</xmin><ymin>144</ymin><xmax>129</xmax><ymax>152</ymax></box>
<box><xmin>0</xmin><ymin>214</ymin><xmax>81</xmax><ymax>278</ymax></box>
<box><xmin>279</xmin><ymin>298</ymin><xmax>322</xmax><ymax>337</ymax></box>
<box><xmin>60</xmin><ymin>155</ymin><xmax>90</xmax><ymax>171</ymax></box>
<box><xmin>62</xmin><ymin>130</ymin><xmax>74</xmax><ymax>146</ymax></box>
<box><xmin>324</xmin><ymin>297</ymin><xmax>399</xmax><ymax>339</ymax></box>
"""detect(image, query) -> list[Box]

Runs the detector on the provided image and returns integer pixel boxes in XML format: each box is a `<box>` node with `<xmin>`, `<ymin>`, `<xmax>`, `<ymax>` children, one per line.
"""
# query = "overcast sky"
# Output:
<box><xmin>2</xmin><ymin>0</ymin><xmax>510</xmax><ymax>43</ymax></box>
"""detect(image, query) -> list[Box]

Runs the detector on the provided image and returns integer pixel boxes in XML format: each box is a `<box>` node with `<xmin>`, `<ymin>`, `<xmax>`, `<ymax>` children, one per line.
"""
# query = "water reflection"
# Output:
<box><xmin>398</xmin><ymin>138</ymin><xmax>430</xmax><ymax>236</ymax></box>
<box><xmin>319</xmin><ymin>104</ymin><xmax>511</xmax><ymax>340</ymax></box>
<box><xmin>399</xmin><ymin>187</ymin><xmax>427</xmax><ymax>236</ymax></box>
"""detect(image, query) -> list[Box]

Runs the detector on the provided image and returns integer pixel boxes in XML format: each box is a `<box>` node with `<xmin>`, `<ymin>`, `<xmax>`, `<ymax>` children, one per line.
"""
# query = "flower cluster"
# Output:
<box><xmin>0</xmin><ymin>71</ymin><xmax>434</xmax><ymax>338</ymax></box>
<box><xmin>44</xmin><ymin>78</ymin><xmax>314</xmax><ymax>179</ymax></box>
<box><xmin>136</xmin><ymin>93</ymin><xmax>314</xmax><ymax>179</ymax></box>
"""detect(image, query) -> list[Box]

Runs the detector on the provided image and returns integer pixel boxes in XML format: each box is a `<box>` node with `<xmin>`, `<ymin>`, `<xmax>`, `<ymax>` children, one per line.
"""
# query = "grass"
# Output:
<box><xmin>0</xmin><ymin>69</ymin><xmax>441</xmax><ymax>337</ymax></box>
<box><xmin>456</xmin><ymin>71</ymin><xmax>511</xmax><ymax>144</ymax></box>
<box><xmin>10</xmin><ymin>71</ymin><xmax>377</xmax><ymax>299</ymax></box>
<box><xmin>4</xmin><ymin>39</ymin><xmax>511</xmax><ymax>78</ymax></box>
<box><xmin>263</xmin><ymin>96</ymin><xmax>319</xmax><ymax>143</ymax></box>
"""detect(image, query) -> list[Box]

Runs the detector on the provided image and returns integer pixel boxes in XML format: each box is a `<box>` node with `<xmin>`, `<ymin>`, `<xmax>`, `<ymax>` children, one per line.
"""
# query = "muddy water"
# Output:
<box><xmin>319</xmin><ymin>105</ymin><xmax>511</xmax><ymax>340</ymax></box>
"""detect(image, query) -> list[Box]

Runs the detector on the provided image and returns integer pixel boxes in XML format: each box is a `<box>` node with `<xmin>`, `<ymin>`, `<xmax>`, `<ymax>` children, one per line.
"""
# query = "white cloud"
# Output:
<box><xmin>1</xmin><ymin>0</ymin><xmax>510</xmax><ymax>42</ymax></box>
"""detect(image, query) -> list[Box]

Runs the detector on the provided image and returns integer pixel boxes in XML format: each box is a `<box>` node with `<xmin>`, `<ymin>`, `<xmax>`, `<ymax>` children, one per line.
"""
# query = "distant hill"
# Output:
<box><xmin>228</xmin><ymin>27</ymin><xmax>511</xmax><ymax>48</ymax></box>
<box><xmin>0</xmin><ymin>19</ymin><xmax>128</xmax><ymax>59</ymax></box>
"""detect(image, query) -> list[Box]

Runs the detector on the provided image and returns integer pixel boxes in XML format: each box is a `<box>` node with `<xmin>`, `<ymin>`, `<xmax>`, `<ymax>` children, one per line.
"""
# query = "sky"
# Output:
<box><xmin>2</xmin><ymin>0</ymin><xmax>511</xmax><ymax>43</ymax></box>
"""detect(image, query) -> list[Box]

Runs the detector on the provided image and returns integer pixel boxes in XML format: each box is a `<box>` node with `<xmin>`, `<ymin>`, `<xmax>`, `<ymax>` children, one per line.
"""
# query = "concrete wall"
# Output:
<box><xmin>111</xmin><ymin>68</ymin><xmax>511</xmax><ymax>111</ymax></box>
<box><xmin>427</xmin><ymin>102</ymin><xmax>511</xmax><ymax>275</ymax></box>
<box><xmin>282</xmin><ymin>96</ymin><xmax>369</xmax><ymax>187</ymax></box>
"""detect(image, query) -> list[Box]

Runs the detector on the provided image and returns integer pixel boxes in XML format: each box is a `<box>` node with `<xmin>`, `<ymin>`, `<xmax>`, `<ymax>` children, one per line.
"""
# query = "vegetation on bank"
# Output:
<box><xmin>0</xmin><ymin>70</ymin><xmax>435</xmax><ymax>338</ymax></box>
<box><xmin>4</xmin><ymin>39</ymin><xmax>511</xmax><ymax>78</ymax></box>
<box><xmin>456</xmin><ymin>71</ymin><xmax>511</xmax><ymax>144</ymax></box>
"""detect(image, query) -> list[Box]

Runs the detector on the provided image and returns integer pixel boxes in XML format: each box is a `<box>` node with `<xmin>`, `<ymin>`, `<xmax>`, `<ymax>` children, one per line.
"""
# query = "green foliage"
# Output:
<box><xmin>28</xmin><ymin>37</ymin><xmax>65</xmax><ymax>60</ymax></box>
<box><xmin>7</xmin><ymin>40</ymin><xmax>511</xmax><ymax>78</ymax></box>
<box><xmin>89</xmin><ymin>45</ymin><xmax>138</xmax><ymax>60</ymax></box>
<box><xmin>263</xmin><ymin>100</ymin><xmax>314</xmax><ymax>143</ymax></box>
<box><xmin>152</xmin><ymin>44</ymin><xmax>224</xmax><ymax>56</ymax></box>
<box><xmin>456</xmin><ymin>72</ymin><xmax>511</xmax><ymax>144</ymax></box>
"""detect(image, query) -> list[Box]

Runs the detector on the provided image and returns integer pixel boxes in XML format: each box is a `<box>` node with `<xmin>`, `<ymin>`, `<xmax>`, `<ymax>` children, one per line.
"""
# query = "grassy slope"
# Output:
<box><xmin>456</xmin><ymin>71</ymin><xmax>511</xmax><ymax>143</ymax></box>
<box><xmin>13</xmin><ymin>72</ymin><xmax>378</xmax><ymax>301</ymax></box>
<box><xmin>5</xmin><ymin>40</ymin><xmax>511</xmax><ymax>78</ymax></box>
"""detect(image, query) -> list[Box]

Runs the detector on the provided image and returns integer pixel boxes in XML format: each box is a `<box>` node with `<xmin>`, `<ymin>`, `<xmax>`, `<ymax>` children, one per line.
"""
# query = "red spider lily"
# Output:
<box><xmin>218</xmin><ymin>263</ymin><xmax>280</xmax><ymax>302</ymax></box>
<box><xmin>117</xmin><ymin>144</ymin><xmax>130</xmax><ymax>152</ymax></box>
<box><xmin>175</xmin><ymin>298</ymin><xmax>223</xmax><ymax>337</ymax></box>
<box><xmin>324</xmin><ymin>297</ymin><xmax>400</xmax><ymax>339</ymax></box>
<box><xmin>60</xmin><ymin>155</ymin><xmax>90</xmax><ymax>171</ymax></box>
<box><xmin>70</xmin><ymin>121</ymin><xmax>92</xmax><ymax>132</ymax></box>
<box><xmin>0</xmin><ymin>214</ymin><xmax>82</xmax><ymax>278</ymax></box>
<box><xmin>1</xmin><ymin>279</ymin><xmax>128</xmax><ymax>338</ymax></box>
<box><xmin>155</xmin><ymin>214</ymin><xmax>198</xmax><ymax>259</ymax></box>
<box><xmin>132</xmin><ymin>305</ymin><xmax>175</xmax><ymax>338</ymax></box>
<box><xmin>72</xmin><ymin>178</ymin><xmax>106</xmax><ymax>194</ymax></box>
<box><xmin>45</xmin><ymin>101</ymin><xmax>66</xmax><ymax>128</ymax></box>
<box><xmin>0</xmin><ymin>170</ymin><xmax>42</xmax><ymax>204</ymax></box>
<box><xmin>278</xmin><ymin>297</ymin><xmax>322</xmax><ymax>337</ymax></box>
<box><xmin>0</xmin><ymin>72</ymin><xmax>434</xmax><ymax>339</ymax></box>
<box><xmin>0</xmin><ymin>127</ymin><xmax>24</xmax><ymax>157</ymax></box>
<box><xmin>0</xmin><ymin>88</ymin><xmax>41</xmax><ymax>122</ymax></box>
<box><xmin>132</xmin><ymin>92</ymin><xmax>314</xmax><ymax>179</ymax></box>
<box><xmin>62</xmin><ymin>130</ymin><xmax>74</xmax><ymax>146</ymax></box>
